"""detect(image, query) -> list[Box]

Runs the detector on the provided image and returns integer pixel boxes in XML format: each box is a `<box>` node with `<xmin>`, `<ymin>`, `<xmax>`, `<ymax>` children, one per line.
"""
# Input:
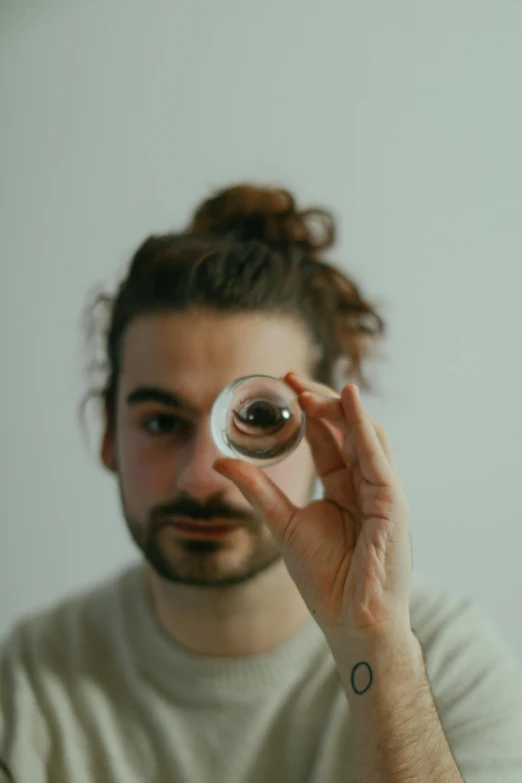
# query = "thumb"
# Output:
<box><xmin>213</xmin><ymin>458</ymin><xmax>297</xmax><ymax>545</ymax></box>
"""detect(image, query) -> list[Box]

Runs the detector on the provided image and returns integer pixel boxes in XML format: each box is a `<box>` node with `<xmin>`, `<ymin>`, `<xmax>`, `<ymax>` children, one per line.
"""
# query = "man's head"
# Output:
<box><xmin>101</xmin><ymin>309</ymin><xmax>320</xmax><ymax>587</ymax></box>
<box><xmin>84</xmin><ymin>184</ymin><xmax>385</xmax><ymax>588</ymax></box>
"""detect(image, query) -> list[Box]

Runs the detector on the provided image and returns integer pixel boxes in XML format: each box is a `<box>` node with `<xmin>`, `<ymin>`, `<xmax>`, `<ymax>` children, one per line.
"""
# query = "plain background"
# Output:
<box><xmin>1</xmin><ymin>1</ymin><xmax>521</xmax><ymax>657</ymax></box>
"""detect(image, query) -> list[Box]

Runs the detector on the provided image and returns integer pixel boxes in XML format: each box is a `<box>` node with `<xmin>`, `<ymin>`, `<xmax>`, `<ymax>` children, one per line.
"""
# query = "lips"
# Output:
<box><xmin>166</xmin><ymin>519</ymin><xmax>237</xmax><ymax>539</ymax></box>
<box><xmin>168</xmin><ymin>517</ymin><xmax>237</xmax><ymax>530</ymax></box>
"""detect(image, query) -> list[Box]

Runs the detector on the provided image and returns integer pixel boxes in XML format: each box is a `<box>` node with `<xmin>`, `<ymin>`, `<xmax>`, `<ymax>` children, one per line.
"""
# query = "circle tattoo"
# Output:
<box><xmin>350</xmin><ymin>661</ymin><xmax>373</xmax><ymax>695</ymax></box>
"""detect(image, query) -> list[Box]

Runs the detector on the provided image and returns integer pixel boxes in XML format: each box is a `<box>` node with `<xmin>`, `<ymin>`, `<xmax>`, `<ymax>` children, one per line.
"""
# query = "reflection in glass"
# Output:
<box><xmin>210</xmin><ymin>375</ymin><xmax>306</xmax><ymax>467</ymax></box>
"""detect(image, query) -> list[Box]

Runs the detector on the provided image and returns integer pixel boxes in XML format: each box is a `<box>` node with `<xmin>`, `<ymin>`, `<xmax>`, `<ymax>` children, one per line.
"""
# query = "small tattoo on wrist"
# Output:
<box><xmin>351</xmin><ymin>661</ymin><xmax>373</xmax><ymax>695</ymax></box>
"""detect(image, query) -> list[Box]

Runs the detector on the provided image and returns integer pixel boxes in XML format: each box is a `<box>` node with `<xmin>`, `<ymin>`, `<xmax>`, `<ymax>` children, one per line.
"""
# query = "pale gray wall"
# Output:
<box><xmin>1</xmin><ymin>0</ymin><xmax>521</xmax><ymax>656</ymax></box>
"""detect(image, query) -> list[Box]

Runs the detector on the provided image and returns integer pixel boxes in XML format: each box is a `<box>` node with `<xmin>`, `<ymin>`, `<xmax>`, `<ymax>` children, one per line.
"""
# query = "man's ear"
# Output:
<box><xmin>100</xmin><ymin>405</ymin><xmax>117</xmax><ymax>473</ymax></box>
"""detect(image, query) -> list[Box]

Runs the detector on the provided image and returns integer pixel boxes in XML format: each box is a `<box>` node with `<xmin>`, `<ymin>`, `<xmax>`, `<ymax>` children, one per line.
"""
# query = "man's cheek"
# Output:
<box><xmin>121</xmin><ymin>447</ymin><xmax>169</xmax><ymax>494</ymax></box>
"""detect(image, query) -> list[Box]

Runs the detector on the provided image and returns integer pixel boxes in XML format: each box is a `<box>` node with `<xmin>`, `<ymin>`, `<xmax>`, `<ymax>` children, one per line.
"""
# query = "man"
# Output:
<box><xmin>1</xmin><ymin>184</ymin><xmax>522</xmax><ymax>782</ymax></box>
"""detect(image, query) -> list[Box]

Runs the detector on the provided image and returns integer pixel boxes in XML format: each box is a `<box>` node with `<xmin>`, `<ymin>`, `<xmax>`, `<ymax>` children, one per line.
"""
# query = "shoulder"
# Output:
<box><xmin>0</xmin><ymin>561</ymin><xmax>141</xmax><ymax>686</ymax></box>
<box><xmin>410</xmin><ymin>569</ymin><xmax>521</xmax><ymax>681</ymax></box>
<box><xmin>410</xmin><ymin>570</ymin><xmax>522</xmax><ymax>758</ymax></box>
<box><xmin>0</xmin><ymin>563</ymin><xmax>145</xmax><ymax>771</ymax></box>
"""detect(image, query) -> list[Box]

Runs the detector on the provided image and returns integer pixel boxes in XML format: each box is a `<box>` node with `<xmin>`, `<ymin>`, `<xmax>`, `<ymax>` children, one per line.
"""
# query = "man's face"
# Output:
<box><xmin>101</xmin><ymin>309</ymin><xmax>319</xmax><ymax>588</ymax></box>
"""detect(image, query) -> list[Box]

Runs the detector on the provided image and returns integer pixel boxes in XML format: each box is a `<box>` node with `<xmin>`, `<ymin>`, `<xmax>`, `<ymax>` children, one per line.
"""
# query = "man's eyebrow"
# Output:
<box><xmin>126</xmin><ymin>386</ymin><xmax>200</xmax><ymax>415</ymax></box>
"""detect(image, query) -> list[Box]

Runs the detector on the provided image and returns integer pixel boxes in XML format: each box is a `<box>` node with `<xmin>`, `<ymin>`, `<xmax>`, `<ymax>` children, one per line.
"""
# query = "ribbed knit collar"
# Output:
<box><xmin>118</xmin><ymin>562</ymin><xmax>329</xmax><ymax>701</ymax></box>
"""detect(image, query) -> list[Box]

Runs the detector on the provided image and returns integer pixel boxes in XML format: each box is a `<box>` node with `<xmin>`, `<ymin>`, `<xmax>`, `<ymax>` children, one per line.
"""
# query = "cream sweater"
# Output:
<box><xmin>1</xmin><ymin>563</ymin><xmax>522</xmax><ymax>783</ymax></box>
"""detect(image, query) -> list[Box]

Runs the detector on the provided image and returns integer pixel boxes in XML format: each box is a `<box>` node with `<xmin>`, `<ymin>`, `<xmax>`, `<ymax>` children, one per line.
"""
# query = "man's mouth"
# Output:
<box><xmin>166</xmin><ymin>517</ymin><xmax>238</xmax><ymax>538</ymax></box>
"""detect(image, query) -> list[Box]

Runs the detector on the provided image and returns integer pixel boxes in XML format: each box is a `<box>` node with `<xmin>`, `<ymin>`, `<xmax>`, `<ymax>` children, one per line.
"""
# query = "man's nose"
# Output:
<box><xmin>175</xmin><ymin>420</ymin><xmax>231</xmax><ymax>499</ymax></box>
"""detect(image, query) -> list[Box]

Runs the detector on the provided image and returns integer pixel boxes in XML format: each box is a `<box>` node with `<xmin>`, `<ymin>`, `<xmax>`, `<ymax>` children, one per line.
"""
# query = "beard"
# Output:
<box><xmin>117</xmin><ymin>477</ymin><xmax>284</xmax><ymax>588</ymax></box>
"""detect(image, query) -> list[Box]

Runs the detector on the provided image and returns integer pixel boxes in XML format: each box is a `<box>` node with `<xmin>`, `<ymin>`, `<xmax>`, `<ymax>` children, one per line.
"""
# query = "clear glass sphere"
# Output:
<box><xmin>210</xmin><ymin>374</ymin><xmax>306</xmax><ymax>467</ymax></box>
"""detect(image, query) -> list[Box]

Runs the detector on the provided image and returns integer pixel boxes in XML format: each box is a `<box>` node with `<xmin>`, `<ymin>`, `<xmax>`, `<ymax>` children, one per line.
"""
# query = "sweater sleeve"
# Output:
<box><xmin>414</xmin><ymin>593</ymin><xmax>522</xmax><ymax>783</ymax></box>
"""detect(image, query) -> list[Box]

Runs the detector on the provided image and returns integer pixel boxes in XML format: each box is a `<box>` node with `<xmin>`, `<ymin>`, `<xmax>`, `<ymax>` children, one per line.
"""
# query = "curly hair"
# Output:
<box><xmin>81</xmin><ymin>183</ymin><xmax>386</xmax><ymax>428</ymax></box>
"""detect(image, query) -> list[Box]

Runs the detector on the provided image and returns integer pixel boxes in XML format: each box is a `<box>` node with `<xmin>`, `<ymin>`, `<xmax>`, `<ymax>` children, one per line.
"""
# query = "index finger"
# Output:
<box><xmin>339</xmin><ymin>385</ymin><xmax>394</xmax><ymax>485</ymax></box>
<box><xmin>283</xmin><ymin>372</ymin><xmax>396</xmax><ymax>469</ymax></box>
<box><xmin>282</xmin><ymin>372</ymin><xmax>338</xmax><ymax>399</ymax></box>
<box><xmin>300</xmin><ymin>386</ymin><xmax>395</xmax><ymax>482</ymax></box>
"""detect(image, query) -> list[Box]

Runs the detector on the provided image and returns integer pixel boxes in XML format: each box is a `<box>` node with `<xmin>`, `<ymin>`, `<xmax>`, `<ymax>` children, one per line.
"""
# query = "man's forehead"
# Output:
<box><xmin>119</xmin><ymin>311</ymin><xmax>315</xmax><ymax>405</ymax></box>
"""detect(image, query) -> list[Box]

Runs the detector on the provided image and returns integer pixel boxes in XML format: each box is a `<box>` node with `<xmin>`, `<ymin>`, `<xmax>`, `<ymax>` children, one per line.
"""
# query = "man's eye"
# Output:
<box><xmin>142</xmin><ymin>415</ymin><xmax>188</xmax><ymax>435</ymax></box>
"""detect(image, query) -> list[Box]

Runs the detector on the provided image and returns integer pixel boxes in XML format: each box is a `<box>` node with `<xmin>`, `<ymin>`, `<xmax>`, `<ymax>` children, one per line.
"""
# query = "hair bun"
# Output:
<box><xmin>187</xmin><ymin>183</ymin><xmax>335</xmax><ymax>258</ymax></box>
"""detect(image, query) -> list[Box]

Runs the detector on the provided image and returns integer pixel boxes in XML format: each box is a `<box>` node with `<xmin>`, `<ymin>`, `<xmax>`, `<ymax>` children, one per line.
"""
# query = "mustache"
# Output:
<box><xmin>152</xmin><ymin>496</ymin><xmax>257</xmax><ymax>525</ymax></box>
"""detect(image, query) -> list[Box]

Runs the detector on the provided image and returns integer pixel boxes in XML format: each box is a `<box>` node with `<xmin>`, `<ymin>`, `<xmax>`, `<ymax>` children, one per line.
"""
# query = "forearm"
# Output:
<box><xmin>329</xmin><ymin>628</ymin><xmax>464</xmax><ymax>783</ymax></box>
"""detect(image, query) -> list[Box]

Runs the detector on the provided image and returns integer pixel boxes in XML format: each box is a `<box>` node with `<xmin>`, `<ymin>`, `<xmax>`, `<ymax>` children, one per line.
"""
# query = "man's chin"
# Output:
<box><xmin>143</xmin><ymin>545</ymin><xmax>283</xmax><ymax>589</ymax></box>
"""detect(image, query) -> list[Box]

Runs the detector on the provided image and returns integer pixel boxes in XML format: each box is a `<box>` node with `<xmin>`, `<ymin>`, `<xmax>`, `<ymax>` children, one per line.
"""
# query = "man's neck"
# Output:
<box><xmin>145</xmin><ymin>561</ymin><xmax>312</xmax><ymax>657</ymax></box>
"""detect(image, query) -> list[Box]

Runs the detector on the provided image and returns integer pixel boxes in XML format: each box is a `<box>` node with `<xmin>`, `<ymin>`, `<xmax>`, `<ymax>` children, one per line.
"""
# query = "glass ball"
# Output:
<box><xmin>210</xmin><ymin>375</ymin><xmax>306</xmax><ymax>467</ymax></box>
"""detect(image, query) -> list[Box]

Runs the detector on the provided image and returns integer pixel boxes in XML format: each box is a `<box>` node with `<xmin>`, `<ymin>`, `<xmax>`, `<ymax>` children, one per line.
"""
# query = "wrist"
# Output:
<box><xmin>328</xmin><ymin>626</ymin><xmax>425</xmax><ymax>703</ymax></box>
